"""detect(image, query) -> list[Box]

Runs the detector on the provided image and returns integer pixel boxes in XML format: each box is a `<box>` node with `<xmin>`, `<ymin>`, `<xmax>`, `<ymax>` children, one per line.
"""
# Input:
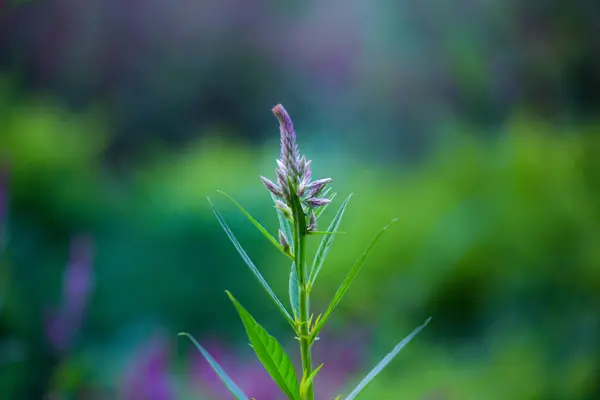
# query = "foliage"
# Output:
<box><xmin>1</xmin><ymin>90</ymin><xmax>599</xmax><ymax>398</ymax></box>
<box><xmin>180</xmin><ymin>105</ymin><xmax>428</xmax><ymax>399</ymax></box>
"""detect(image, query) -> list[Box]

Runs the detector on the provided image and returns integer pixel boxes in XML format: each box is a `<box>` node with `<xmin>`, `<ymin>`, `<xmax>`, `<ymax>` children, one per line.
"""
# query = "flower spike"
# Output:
<box><xmin>262</xmin><ymin>104</ymin><xmax>333</xmax><ymax>224</ymax></box>
<box><xmin>273</xmin><ymin>104</ymin><xmax>301</xmax><ymax>177</ymax></box>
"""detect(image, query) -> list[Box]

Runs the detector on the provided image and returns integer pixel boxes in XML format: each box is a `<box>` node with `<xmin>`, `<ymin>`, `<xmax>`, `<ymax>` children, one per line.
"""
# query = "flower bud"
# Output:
<box><xmin>274</xmin><ymin>200</ymin><xmax>293</xmax><ymax>220</ymax></box>
<box><xmin>306</xmin><ymin>178</ymin><xmax>332</xmax><ymax>198</ymax></box>
<box><xmin>260</xmin><ymin>176</ymin><xmax>283</xmax><ymax>198</ymax></box>
<box><xmin>279</xmin><ymin>230</ymin><xmax>291</xmax><ymax>254</ymax></box>
<box><xmin>305</xmin><ymin>197</ymin><xmax>332</xmax><ymax>208</ymax></box>
<box><xmin>307</xmin><ymin>211</ymin><xmax>317</xmax><ymax>232</ymax></box>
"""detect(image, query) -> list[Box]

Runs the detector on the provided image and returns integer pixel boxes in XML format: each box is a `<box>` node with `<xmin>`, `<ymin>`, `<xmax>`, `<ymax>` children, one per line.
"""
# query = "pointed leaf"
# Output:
<box><xmin>218</xmin><ymin>191</ymin><xmax>293</xmax><ymax>261</ymax></box>
<box><xmin>344</xmin><ymin>318</ymin><xmax>431</xmax><ymax>400</ymax></box>
<box><xmin>308</xmin><ymin>231</ymin><xmax>346</xmax><ymax>235</ymax></box>
<box><xmin>227</xmin><ymin>292</ymin><xmax>301</xmax><ymax>400</ymax></box>
<box><xmin>209</xmin><ymin>198</ymin><xmax>294</xmax><ymax>328</ymax></box>
<box><xmin>178</xmin><ymin>333</ymin><xmax>249</xmax><ymax>400</ymax></box>
<box><xmin>309</xmin><ymin>194</ymin><xmax>352</xmax><ymax>284</ymax></box>
<box><xmin>312</xmin><ymin>218</ymin><xmax>398</xmax><ymax>338</ymax></box>
<box><xmin>300</xmin><ymin>363</ymin><xmax>324</xmax><ymax>398</ymax></box>
<box><xmin>271</xmin><ymin>193</ymin><xmax>294</xmax><ymax>253</ymax></box>
<box><xmin>289</xmin><ymin>262</ymin><xmax>300</xmax><ymax>320</ymax></box>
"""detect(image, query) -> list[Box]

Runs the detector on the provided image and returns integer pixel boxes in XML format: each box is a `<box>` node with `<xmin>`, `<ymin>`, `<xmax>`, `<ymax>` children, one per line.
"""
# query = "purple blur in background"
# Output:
<box><xmin>120</xmin><ymin>335</ymin><xmax>174</xmax><ymax>400</ymax></box>
<box><xmin>45</xmin><ymin>235</ymin><xmax>95</xmax><ymax>354</ymax></box>
<box><xmin>190</xmin><ymin>329</ymin><xmax>369</xmax><ymax>399</ymax></box>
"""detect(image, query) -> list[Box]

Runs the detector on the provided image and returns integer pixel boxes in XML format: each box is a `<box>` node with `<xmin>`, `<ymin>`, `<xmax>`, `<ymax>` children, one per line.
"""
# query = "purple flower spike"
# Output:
<box><xmin>273</xmin><ymin>104</ymin><xmax>300</xmax><ymax>176</ymax></box>
<box><xmin>262</xmin><ymin>104</ymin><xmax>333</xmax><ymax>220</ymax></box>
<box><xmin>45</xmin><ymin>235</ymin><xmax>94</xmax><ymax>354</ymax></box>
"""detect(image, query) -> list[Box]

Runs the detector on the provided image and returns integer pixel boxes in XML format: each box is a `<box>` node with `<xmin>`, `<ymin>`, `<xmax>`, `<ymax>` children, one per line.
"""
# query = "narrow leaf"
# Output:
<box><xmin>209</xmin><ymin>198</ymin><xmax>294</xmax><ymax>328</ymax></box>
<box><xmin>344</xmin><ymin>318</ymin><xmax>431</xmax><ymax>400</ymax></box>
<box><xmin>312</xmin><ymin>218</ymin><xmax>398</xmax><ymax>338</ymax></box>
<box><xmin>308</xmin><ymin>231</ymin><xmax>346</xmax><ymax>235</ymax></box>
<box><xmin>309</xmin><ymin>194</ymin><xmax>352</xmax><ymax>284</ymax></box>
<box><xmin>218</xmin><ymin>191</ymin><xmax>293</xmax><ymax>261</ymax></box>
<box><xmin>178</xmin><ymin>333</ymin><xmax>249</xmax><ymax>400</ymax></box>
<box><xmin>271</xmin><ymin>193</ymin><xmax>294</xmax><ymax>253</ymax></box>
<box><xmin>289</xmin><ymin>263</ymin><xmax>300</xmax><ymax>320</ymax></box>
<box><xmin>227</xmin><ymin>292</ymin><xmax>301</xmax><ymax>400</ymax></box>
<box><xmin>300</xmin><ymin>363</ymin><xmax>324</xmax><ymax>398</ymax></box>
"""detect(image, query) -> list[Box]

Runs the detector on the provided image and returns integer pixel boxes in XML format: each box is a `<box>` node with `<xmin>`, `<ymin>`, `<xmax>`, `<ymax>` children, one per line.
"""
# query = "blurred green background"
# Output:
<box><xmin>1</xmin><ymin>0</ymin><xmax>599</xmax><ymax>399</ymax></box>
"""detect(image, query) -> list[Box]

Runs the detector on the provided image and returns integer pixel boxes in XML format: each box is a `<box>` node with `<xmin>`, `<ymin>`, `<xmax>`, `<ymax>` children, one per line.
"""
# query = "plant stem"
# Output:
<box><xmin>293</xmin><ymin>198</ymin><xmax>314</xmax><ymax>400</ymax></box>
<box><xmin>298</xmin><ymin>236</ymin><xmax>314</xmax><ymax>400</ymax></box>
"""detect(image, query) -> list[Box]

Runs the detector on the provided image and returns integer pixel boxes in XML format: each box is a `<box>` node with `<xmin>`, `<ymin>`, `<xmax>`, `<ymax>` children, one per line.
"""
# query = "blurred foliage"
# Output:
<box><xmin>2</xmin><ymin>0</ymin><xmax>599</xmax><ymax>162</ymax></box>
<box><xmin>0</xmin><ymin>82</ymin><xmax>599</xmax><ymax>398</ymax></box>
<box><xmin>1</xmin><ymin>0</ymin><xmax>600</xmax><ymax>397</ymax></box>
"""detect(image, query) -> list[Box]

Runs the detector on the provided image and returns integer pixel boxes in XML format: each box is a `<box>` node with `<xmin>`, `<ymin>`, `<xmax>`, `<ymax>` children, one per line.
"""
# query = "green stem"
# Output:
<box><xmin>292</xmin><ymin>197</ymin><xmax>314</xmax><ymax>400</ymax></box>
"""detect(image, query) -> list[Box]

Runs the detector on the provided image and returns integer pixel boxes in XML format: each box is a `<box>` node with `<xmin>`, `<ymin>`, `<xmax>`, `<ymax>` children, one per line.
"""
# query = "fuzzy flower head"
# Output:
<box><xmin>260</xmin><ymin>104</ymin><xmax>332</xmax><ymax>224</ymax></box>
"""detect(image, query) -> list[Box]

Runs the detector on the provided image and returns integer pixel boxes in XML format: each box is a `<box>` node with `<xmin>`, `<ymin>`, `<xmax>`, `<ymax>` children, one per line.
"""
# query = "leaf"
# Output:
<box><xmin>289</xmin><ymin>262</ymin><xmax>300</xmax><ymax>320</ymax></box>
<box><xmin>309</xmin><ymin>194</ymin><xmax>352</xmax><ymax>285</ymax></box>
<box><xmin>271</xmin><ymin>193</ymin><xmax>294</xmax><ymax>253</ymax></box>
<box><xmin>300</xmin><ymin>363</ymin><xmax>324</xmax><ymax>398</ymax></box>
<box><xmin>218</xmin><ymin>191</ymin><xmax>293</xmax><ymax>261</ymax></box>
<box><xmin>227</xmin><ymin>292</ymin><xmax>301</xmax><ymax>400</ymax></box>
<box><xmin>344</xmin><ymin>318</ymin><xmax>431</xmax><ymax>400</ymax></box>
<box><xmin>209</xmin><ymin>198</ymin><xmax>294</xmax><ymax>328</ymax></box>
<box><xmin>307</xmin><ymin>231</ymin><xmax>346</xmax><ymax>235</ymax></box>
<box><xmin>312</xmin><ymin>218</ymin><xmax>398</xmax><ymax>338</ymax></box>
<box><xmin>178</xmin><ymin>333</ymin><xmax>249</xmax><ymax>400</ymax></box>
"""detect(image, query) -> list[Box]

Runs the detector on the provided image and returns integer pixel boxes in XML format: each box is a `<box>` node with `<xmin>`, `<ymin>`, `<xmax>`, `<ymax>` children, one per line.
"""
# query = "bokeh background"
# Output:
<box><xmin>1</xmin><ymin>0</ymin><xmax>600</xmax><ymax>399</ymax></box>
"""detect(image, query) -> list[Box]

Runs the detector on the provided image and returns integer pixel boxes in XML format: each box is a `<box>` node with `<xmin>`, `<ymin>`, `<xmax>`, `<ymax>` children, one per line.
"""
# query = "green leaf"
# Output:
<box><xmin>227</xmin><ymin>291</ymin><xmax>301</xmax><ymax>400</ymax></box>
<box><xmin>218</xmin><ymin>191</ymin><xmax>293</xmax><ymax>261</ymax></box>
<box><xmin>312</xmin><ymin>218</ymin><xmax>398</xmax><ymax>338</ymax></box>
<box><xmin>271</xmin><ymin>193</ymin><xmax>294</xmax><ymax>253</ymax></box>
<box><xmin>309</xmin><ymin>194</ymin><xmax>352</xmax><ymax>285</ymax></box>
<box><xmin>307</xmin><ymin>231</ymin><xmax>346</xmax><ymax>235</ymax></box>
<box><xmin>344</xmin><ymin>318</ymin><xmax>431</xmax><ymax>400</ymax></box>
<box><xmin>178</xmin><ymin>333</ymin><xmax>250</xmax><ymax>400</ymax></box>
<box><xmin>300</xmin><ymin>363</ymin><xmax>324</xmax><ymax>398</ymax></box>
<box><xmin>208</xmin><ymin>198</ymin><xmax>294</xmax><ymax>328</ymax></box>
<box><xmin>289</xmin><ymin>263</ymin><xmax>300</xmax><ymax>320</ymax></box>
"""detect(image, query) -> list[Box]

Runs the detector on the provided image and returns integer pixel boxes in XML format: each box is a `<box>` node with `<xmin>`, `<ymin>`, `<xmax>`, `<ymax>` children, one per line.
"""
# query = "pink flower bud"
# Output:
<box><xmin>305</xmin><ymin>197</ymin><xmax>332</xmax><ymax>208</ymax></box>
<box><xmin>278</xmin><ymin>230</ymin><xmax>291</xmax><ymax>254</ymax></box>
<box><xmin>260</xmin><ymin>176</ymin><xmax>283</xmax><ymax>198</ymax></box>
